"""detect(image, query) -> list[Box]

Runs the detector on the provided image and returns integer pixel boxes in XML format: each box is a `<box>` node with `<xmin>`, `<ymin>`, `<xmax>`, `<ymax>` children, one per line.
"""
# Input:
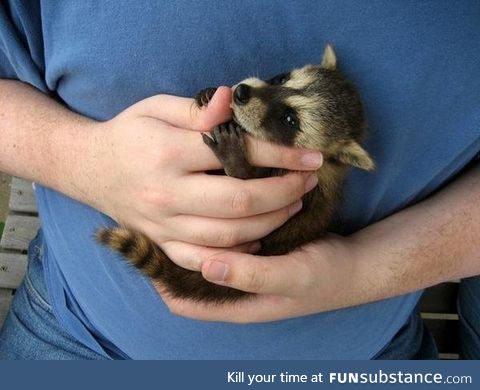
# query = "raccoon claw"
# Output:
<box><xmin>203</xmin><ymin>122</ymin><xmax>255</xmax><ymax>179</ymax></box>
<box><xmin>209</xmin><ymin>123</ymin><xmax>246</xmax><ymax>153</ymax></box>
<box><xmin>195</xmin><ymin>87</ymin><xmax>217</xmax><ymax>107</ymax></box>
<box><xmin>201</xmin><ymin>132</ymin><xmax>216</xmax><ymax>147</ymax></box>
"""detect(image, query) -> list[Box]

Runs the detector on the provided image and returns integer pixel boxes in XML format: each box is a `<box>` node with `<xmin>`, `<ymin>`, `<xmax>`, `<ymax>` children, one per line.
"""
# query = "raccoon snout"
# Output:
<box><xmin>233</xmin><ymin>84</ymin><xmax>251</xmax><ymax>105</ymax></box>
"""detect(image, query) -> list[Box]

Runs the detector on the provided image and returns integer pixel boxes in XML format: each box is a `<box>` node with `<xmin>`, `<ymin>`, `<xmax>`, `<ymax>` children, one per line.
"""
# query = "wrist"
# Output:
<box><xmin>312</xmin><ymin>233</ymin><xmax>400</xmax><ymax>309</ymax></box>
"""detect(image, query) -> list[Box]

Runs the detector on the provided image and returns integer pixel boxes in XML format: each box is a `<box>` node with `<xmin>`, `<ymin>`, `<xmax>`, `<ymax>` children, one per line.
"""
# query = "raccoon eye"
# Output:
<box><xmin>267</xmin><ymin>73</ymin><xmax>289</xmax><ymax>85</ymax></box>
<box><xmin>282</xmin><ymin>111</ymin><xmax>298</xmax><ymax>127</ymax></box>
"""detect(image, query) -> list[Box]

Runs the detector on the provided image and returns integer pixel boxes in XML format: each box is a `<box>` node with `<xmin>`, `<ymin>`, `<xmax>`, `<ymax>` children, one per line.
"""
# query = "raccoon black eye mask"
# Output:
<box><xmin>97</xmin><ymin>44</ymin><xmax>375</xmax><ymax>303</ymax></box>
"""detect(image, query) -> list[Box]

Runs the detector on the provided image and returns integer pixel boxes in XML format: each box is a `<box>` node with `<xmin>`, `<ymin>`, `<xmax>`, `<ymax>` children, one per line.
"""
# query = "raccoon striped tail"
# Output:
<box><xmin>96</xmin><ymin>227</ymin><xmax>249</xmax><ymax>302</ymax></box>
<box><xmin>96</xmin><ymin>227</ymin><xmax>164</xmax><ymax>278</ymax></box>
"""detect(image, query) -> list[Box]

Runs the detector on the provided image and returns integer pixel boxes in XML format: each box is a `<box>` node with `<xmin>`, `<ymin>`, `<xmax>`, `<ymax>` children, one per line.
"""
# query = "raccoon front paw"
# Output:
<box><xmin>202</xmin><ymin>122</ymin><xmax>247</xmax><ymax>160</ymax></box>
<box><xmin>194</xmin><ymin>87</ymin><xmax>217</xmax><ymax>107</ymax></box>
<box><xmin>202</xmin><ymin>122</ymin><xmax>255</xmax><ymax>179</ymax></box>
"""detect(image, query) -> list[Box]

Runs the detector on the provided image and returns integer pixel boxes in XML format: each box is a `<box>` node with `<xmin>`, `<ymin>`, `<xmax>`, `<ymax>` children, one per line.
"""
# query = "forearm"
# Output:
<box><xmin>348</xmin><ymin>162</ymin><xmax>480</xmax><ymax>302</ymax></box>
<box><xmin>0</xmin><ymin>79</ymin><xmax>98</xmax><ymax>204</ymax></box>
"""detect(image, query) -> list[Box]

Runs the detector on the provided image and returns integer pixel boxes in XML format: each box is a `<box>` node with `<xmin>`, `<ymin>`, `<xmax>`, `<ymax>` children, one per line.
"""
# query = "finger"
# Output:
<box><xmin>161</xmin><ymin>241</ymin><xmax>261</xmax><ymax>272</ymax></box>
<box><xmin>173</xmin><ymin>123</ymin><xmax>323</xmax><ymax>172</ymax></box>
<box><xmin>244</xmin><ymin>135</ymin><xmax>323</xmax><ymax>171</ymax></box>
<box><xmin>164</xmin><ymin>127</ymin><xmax>223</xmax><ymax>171</ymax></box>
<box><xmin>138</xmin><ymin>86</ymin><xmax>232</xmax><ymax>131</ymax></box>
<box><xmin>175</xmin><ymin>172</ymin><xmax>318</xmax><ymax>218</ymax></box>
<box><xmin>200</xmin><ymin>252</ymin><xmax>311</xmax><ymax>295</ymax></box>
<box><xmin>167</xmin><ymin>201</ymin><xmax>302</xmax><ymax>247</ymax></box>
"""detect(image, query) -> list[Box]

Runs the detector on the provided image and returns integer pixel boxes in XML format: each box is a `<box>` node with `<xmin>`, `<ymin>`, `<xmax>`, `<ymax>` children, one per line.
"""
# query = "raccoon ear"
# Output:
<box><xmin>320</xmin><ymin>44</ymin><xmax>337</xmax><ymax>70</ymax></box>
<box><xmin>335</xmin><ymin>141</ymin><xmax>375</xmax><ymax>171</ymax></box>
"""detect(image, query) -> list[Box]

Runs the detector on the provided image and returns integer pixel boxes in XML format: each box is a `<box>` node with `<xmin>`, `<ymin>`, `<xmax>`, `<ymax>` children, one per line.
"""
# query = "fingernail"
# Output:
<box><xmin>289</xmin><ymin>200</ymin><xmax>303</xmax><ymax>217</ymax></box>
<box><xmin>249</xmin><ymin>242</ymin><xmax>262</xmax><ymax>254</ymax></box>
<box><xmin>205</xmin><ymin>261</ymin><xmax>228</xmax><ymax>282</ymax></box>
<box><xmin>305</xmin><ymin>174</ymin><xmax>319</xmax><ymax>192</ymax></box>
<box><xmin>301</xmin><ymin>152</ymin><xmax>323</xmax><ymax>168</ymax></box>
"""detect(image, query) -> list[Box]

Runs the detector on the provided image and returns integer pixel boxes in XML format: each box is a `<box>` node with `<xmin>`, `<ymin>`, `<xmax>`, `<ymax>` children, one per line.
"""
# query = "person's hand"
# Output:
<box><xmin>160</xmin><ymin>159</ymin><xmax>480</xmax><ymax>322</ymax></box>
<box><xmin>84</xmin><ymin>87</ymin><xmax>323</xmax><ymax>268</ymax></box>
<box><xmin>159</xmin><ymin>235</ymin><xmax>362</xmax><ymax>322</ymax></box>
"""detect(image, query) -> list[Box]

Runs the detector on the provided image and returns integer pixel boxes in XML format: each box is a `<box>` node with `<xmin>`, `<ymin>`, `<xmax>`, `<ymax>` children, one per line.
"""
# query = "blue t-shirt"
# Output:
<box><xmin>1</xmin><ymin>1</ymin><xmax>479</xmax><ymax>359</ymax></box>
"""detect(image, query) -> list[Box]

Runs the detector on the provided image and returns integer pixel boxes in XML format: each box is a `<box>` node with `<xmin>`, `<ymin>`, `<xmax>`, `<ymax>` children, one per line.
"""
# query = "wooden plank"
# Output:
<box><xmin>0</xmin><ymin>252</ymin><xmax>27</xmax><ymax>289</ymax></box>
<box><xmin>439</xmin><ymin>353</ymin><xmax>459</xmax><ymax>360</ymax></box>
<box><xmin>0</xmin><ymin>288</ymin><xmax>13</xmax><ymax>328</ymax></box>
<box><xmin>8</xmin><ymin>178</ymin><xmax>37</xmax><ymax>213</ymax></box>
<box><xmin>0</xmin><ymin>215</ymin><xmax>39</xmax><ymax>251</ymax></box>
<box><xmin>422</xmin><ymin>313</ymin><xmax>459</xmax><ymax>321</ymax></box>
<box><xmin>421</xmin><ymin>283</ymin><xmax>460</xmax><ymax>356</ymax></box>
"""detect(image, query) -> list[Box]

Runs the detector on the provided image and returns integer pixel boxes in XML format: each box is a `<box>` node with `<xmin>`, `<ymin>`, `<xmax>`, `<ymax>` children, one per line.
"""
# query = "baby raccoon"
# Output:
<box><xmin>97</xmin><ymin>44</ymin><xmax>374</xmax><ymax>302</ymax></box>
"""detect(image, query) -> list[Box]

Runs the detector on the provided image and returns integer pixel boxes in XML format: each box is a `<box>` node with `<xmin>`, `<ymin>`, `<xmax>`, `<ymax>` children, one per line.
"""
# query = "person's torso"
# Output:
<box><xmin>21</xmin><ymin>0</ymin><xmax>480</xmax><ymax>358</ymax></box>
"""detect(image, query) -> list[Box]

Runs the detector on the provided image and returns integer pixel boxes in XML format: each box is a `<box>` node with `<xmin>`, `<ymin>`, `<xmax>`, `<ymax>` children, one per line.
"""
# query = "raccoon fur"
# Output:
<box><xmin>97</xmin><ymin>44</ymin><xmax>374</xmax><ymax>303</ymax></box>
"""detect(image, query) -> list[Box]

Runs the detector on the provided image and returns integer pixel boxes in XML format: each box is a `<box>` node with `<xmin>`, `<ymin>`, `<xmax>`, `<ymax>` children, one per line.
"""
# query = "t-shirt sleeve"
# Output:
<box><xmin>0</xmin><ymin>1</ymin><xmax>48</xmax><ymax>92</ymax></box>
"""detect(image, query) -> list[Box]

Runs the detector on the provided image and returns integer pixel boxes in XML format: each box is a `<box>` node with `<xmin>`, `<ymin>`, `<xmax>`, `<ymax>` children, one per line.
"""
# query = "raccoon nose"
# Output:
<box><xmin>233</xmin><ymin>84</ymin><xmax>251</xmax><ymax>105</ymax></box>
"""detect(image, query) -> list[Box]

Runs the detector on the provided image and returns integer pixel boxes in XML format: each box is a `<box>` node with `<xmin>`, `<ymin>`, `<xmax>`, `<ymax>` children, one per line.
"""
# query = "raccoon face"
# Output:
<box><xmin>231</xmin><ymin>45</ymin><xmax>374</xmax><ymax>171</ymax></box>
